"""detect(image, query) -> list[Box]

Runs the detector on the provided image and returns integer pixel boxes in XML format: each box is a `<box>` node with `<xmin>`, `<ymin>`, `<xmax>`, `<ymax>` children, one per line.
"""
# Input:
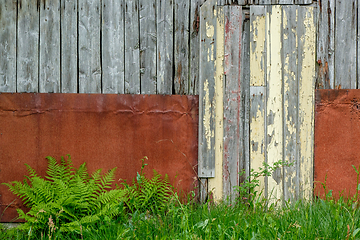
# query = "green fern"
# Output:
<box><xmin>2</xmin><ymin>155</ymin><xmax>126</xmax><ymax>238</ymax></box>
<box><xmin>122</xmin><ymin>157</ymin><xmax>173</xmax><ymax>214</ymax></box>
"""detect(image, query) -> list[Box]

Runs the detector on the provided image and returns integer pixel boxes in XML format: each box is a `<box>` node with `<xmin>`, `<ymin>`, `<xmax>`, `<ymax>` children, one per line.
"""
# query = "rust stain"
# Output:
<box><xmin>0</xmin><ymin>93</ymin><xmax>199</xmax><ymax>222</ymax></box>
<box><xmin>193</xmin><ymin>6</ymin><xmax>200</xmax><ymax>34</ymax></box>
<box><xmin>315</xmin><ymin>90</ymin><xmax>360</xmax><ymax>199</ymax></box>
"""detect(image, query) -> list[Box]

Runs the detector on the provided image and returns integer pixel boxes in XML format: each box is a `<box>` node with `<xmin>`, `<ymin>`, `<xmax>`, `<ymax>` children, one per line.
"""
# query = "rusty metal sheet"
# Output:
<box><xmin>0</xmin><ymin>93</ymin><xmax>199</xmax><ymax>222</ymax></box>
<box><xmin>315</xmin><ymin>89</ymin><xmax>360</xmax><ymax>199</ymax></box>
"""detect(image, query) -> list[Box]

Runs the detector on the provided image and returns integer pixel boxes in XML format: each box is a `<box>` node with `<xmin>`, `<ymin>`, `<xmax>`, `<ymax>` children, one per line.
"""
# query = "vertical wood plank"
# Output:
<box><xmin>334</xmin><ymin>0</ymin><xmax>356</xmax><ymax>89</ymax></box>
<box><xmin>298</xmin><ymin>5</ymin><xmax>316</xmax><ymax>200</ymax></box>
<box><xmin>17</xmin><ymin>0</ymin><xmax>39</xmax><ymax>93</ymax></box>
<box><xmin>316</xmin><ymin>0</ymin><xmax>335</xmax><ymax>89</ymax></box>
<box><xmin>0</xmin><ymin>1</ymin><xmax>16</xmax><ymax>92</ymax></box>
<box><xmin>139</xmin><ymin>0</ymin><xmax>157</xmax><ymax>94</ymax></box>
<box><xmin>295</xmin><ymin>0</ymin><xmax>313</xmax><ymax>4</ymax></box>
<box><xmin>266</xmin><ymin>5</ymin><xmax>283</xmax><ymax>201</ymax></box>
<box><xmin>174</xmin><ymin>0</ymin><xmax>190</xmax><ymax>95</ymax></box>
<box><xmin>198</xmin><ymin>0</ymin><xmax>217</xmax><ymax>178</ymax></box>
<box><xmin>189</xmin><ymin>0</ymin><xmax>205</xmax><ymax>95</ymax></box>
<box><xmin>241</xmin><ymin>15</ymin><xmax>251</xmax><ymax>183</ymax></box>
<box><xmin>249</xmin><ymin>5</ymin><xmax>266</xmax><ymax>195</ymax></box>
<box><xmin>258</xmin><ymin>0</ymin><xmax>272</xmax><ymax>4</ymax></box>
<box><xmin>209</xmin><ymin>5</ymin><xmax>225</xmax><ymax>201</ymax></box>
<box><xmin>102</xmin><ymin>0</ymin><xmax>125</xmax><ymax>94</ymax></box>
<box><xmin>157</xmin><ymin>0</ymin><xmax>173</xmax><ymax>94</ymax></box>
<box><xmin>223</xmin><ymin>6</ymin><xmax>242</xmax><ymax>201</ymax></box>
<box><xmin>79</xmin><ymin>0</ymin><xmax>101</xmax><ymax>93</ymax></box>
<box><xmin>279</xmin><ymin>0</ymin><xmax>294</xmax><ymax>4</ymax></box>
<box><xmin>39</xmin><ymin>0</ymin><xmax>60</xmax><ymax>93</ymax></box>
<box><xmin>61</xmin><ymin>0</ymin><xmax>78</xmax><ymax>93</ymax></box>
<box><xmin>124</xmin><ymin>0</ymin><xmax>140</xmax><ymax>94</ymax></box>
<box><xmin>282</xmin><ymin>5</ymin><xmax>298</xmax><ymax>201</ymax></box>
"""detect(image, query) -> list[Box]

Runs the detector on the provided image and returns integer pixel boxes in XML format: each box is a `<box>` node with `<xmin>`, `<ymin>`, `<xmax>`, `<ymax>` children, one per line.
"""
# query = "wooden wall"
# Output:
<box><xmin>0</xmin><ymin>0</ymin><xmax>205</xmax><ymax>95</ymax></box>
<box><xmin>199</xmin><ymin>2</ymin><xmax>316</xmax><ymax>202</ymax></box>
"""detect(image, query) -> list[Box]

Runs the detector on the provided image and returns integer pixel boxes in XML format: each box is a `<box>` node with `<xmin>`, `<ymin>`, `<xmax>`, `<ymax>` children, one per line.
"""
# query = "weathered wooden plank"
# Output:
<box><xmin>223</xmin><ymin>6</ymin><xmax>242</xmax><ymax>201</ymax></box>
<box><xmin>241</xmin><ymin>15</ymin><xmax>251</xmax><ymax>183</ymax></box>
<box><xmin>102</xmin><ymin>0</ymin><xmax>125</xmax><ymax>94</ymax></box>
<box><xmin>174</xmin><ymin>0</ymin><xmax>190</xmax><ymax>94</ymax></box>
<box><xmin>298</xmin><ymin>5</ymin><xmax>316</xmax><ymax>200</ymax></box>
<box><xmin>17</xmin><ymin>0</ymin><xmax>39</xmax><ymax>93</ymax></box>
<box><xmin>0</xmin><ymin>1</ymin><xmax>16</xmax><ymax>92</ymax></box>
<box><xmin>157</xmin><ymin>0</ymin><xmax>173</xmax><ymax>94</ymax></box>
<box><xmin>258</xmin><ymin>0</ymin><xmax>272</xmax><ymax>4</ymax></box>
<box><xmin>334</xmin><ymin>0</ymin><xmax>356</xmax><ymax>89</ymax></box>
<box><xmin>198</xmin><ymin>0</ymin><xmax>217</xmax><ymax>178</ymax></box>
<box><xmin>266</xmin><ymin>5</ymin><xmax>283</xmax><ymax>201</ymax></box>
<box><xmin>39</xmin><ymin>0</ymin><xmax>61</xmax><ymax>93</ymax></box>
<box><xmin>295</xmin><ymin>0</ymin><xmax>313</xmax><ymax>4</ymax></box>
<box><xmin>282</xmin><ymin>5</ymin><xmax>298</xmax><ymax>202</ymax></box>
<box><xmin>139</xmin><ymin>0</ymin><xmax>157</xmax><ymax>94</ymax></box>
<box><xmin>316</xmin><ymin>0</ymin><xmax>335</xmax><ymax>89</ymax></box>
<box><xmin>189</xmin><ymin>0</ymin><xmax>205</xmax><ymax>95</ymax></box>
<box><xmin>79</xmin><ymin>0</ymin><xmax>101</xmax><ymax>93</ymax></box>
<box><xmin>61</xmin><ymin>0</ymin><xmax>78</xmax><ymax>93</ymax></box>
<box><xmin>279</xmin><ymin>0</ymin><xmax>294</xmax><ymax>4</ymax></box>
<box><xmin>124</xmin><ymin>0</ymin><xmax>140</xmax><ymax>94</ymax></box>
<box><xmin>249</xmin><ymin>5</ymin><xmax>266</xmax><ymax>195</ymax></box>
<box><xmin>209</xmin><ymin>5</ymin><xmax>225</xmax><ymax>201</ymax></box>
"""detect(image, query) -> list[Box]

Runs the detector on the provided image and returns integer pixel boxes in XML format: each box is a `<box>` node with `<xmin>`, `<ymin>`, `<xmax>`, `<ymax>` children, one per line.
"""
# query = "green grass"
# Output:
<box><xmin>2</xmin><ymin>195</ymin><xmax>360</xmax><ymax>240</ymax></box>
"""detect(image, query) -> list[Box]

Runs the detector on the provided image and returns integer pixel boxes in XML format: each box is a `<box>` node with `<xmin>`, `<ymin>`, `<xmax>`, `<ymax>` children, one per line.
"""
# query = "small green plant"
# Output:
<box><xmin>235</xmin><ymin>160</ymin><xmax>293</xmax><ymax>208</ymax></box>
<box><xmin>3</xmin><ymin>155</ymin><xmax>126</xmax><ymax>238</ymax></box>
<box><xmin>352</xmin><ymin>164</ymin><xmax>360</xmax><ymax>201</ymax></box>
<box><xmin>121</xmin><ymin>157</ymin><xmax>173</xmax><ymax>215</ymax></box>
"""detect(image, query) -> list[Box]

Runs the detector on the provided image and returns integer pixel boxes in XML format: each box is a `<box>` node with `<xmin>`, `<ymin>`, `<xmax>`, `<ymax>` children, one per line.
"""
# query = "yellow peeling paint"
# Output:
<box><xmin>299</xmin><ymin>7</ymin><xmax>315</xmax><ymax>200</ymax></box>
<box><xmin>203</xmin><ymin>79</ymin><xmax>213</xmax><ymax>150</ymax></box>
<box><xmin>208</xmin><ymin>7</ymin><xmax>224</xmax><ymax>202</ymax></box>
<box><xmin>250</xmin><ymin>11</ymin><xmax>266</xmax><ymax>87</ymax></box>
<box><xmin>206</xmin><ymin>22</ymin><xmax>215</xmax><ymax>39</ymax></box>
<box><xmin>266</xmin><ymin>6</ymin><xmax>283</xmax><ymax>201</ymax></box>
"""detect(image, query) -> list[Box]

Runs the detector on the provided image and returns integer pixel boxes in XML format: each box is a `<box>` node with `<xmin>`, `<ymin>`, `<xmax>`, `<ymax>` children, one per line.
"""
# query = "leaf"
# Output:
<box><xmin>357</xmin><ymin>184</ymin><xmax>360</xmax><ymax>191</ymax></box>
<box><xmin>353</xmin><ymin>165</ymin><xmax>359</xmax><ymax>174</ymax></box>
<box><xmin>353</xmin><ymin>228</ymin><xmax>360</xmax><ymax>237</ymax></box>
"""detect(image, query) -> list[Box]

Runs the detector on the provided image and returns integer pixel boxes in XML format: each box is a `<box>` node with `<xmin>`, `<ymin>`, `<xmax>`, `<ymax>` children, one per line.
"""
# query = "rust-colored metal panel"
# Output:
<box><xmin>315</xmin><ymin>89</ymin><xmax>360</xmax><ymax>198</ymax></box>
<box><xmin>0</xmin><ymin>93</ymin><xmax>199</xmax><ymax>222</ymax></box>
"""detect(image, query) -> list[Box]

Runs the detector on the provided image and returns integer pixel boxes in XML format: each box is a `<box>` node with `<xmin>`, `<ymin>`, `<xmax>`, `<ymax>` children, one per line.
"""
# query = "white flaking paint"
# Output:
<box><xmin>203</xmin><ymin>79</ymin><xmax>214</xmax><ymax>150</ymax></box>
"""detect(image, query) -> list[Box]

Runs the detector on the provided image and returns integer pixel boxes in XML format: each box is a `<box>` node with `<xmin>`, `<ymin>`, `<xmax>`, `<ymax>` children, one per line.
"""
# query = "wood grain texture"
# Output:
<box><xmin>334</xmin><ymin>0</ymin><xmax>356</xmax><ymax>89</ymax></box>
<box><xmin>295</xmin><ymin>0</ymin><xmax>313</xmax><ymax>4</ymax></box>
<box><xmin>61</xmin><ymin>0</ymin><xmax>78</xmax><ymax>93</ymax></box>
<box><xmin>174</xmin><ymin>0</ymin><xmax>190</xmax><ymax>94</ymax></box>
<box><xmin>139</xmin><ymin>0</ymin><xmax>157</xmax><ymax>94</ymax></box>
<box><xmin>102</xmin><ymin>0</ymin><xmax>125</xmax><ymax>94</ymax></box>
<box><xmin>249</xmin><ymin>6</ymin><xmax>266</xmax><ymax>194</ymax></box>
<box><xmin>266</xmin><ymin>5</ymin><xmax>283</xmax><ymax>201</ymax></box>
<box><xmin>282</xmin><ymin>5</ymin><xmax>299</xmax><ymax>201</ymax></box>
<box><xmin>157</xmin><ymin>0</ymin><xmax>173</xmax><ymax>94</ymax></box>
<box><xmin>125</xmin><ymin>0</ymin><xmax>140</xmax><ymax>94</ymax></box>
<box><xmin>189</xmin><ymin>0</ymin><xmax>205</xmax><ymax>95</ymax></box>
<box><xmin>198</xmin><ymin>0</ymin><xmax>217</xmax><ymax>178</ymax></box>
<box><xmin>79</xmin><ymin>0</ymin><xmax>102</xmax><ymax>93</ymax></box>
<box><xmin>0</xmin><ymin>1</ymin><xmax>16</xmax><ymax>92</ymax></box>
<box><xmin>298</xmin><ymin>5</ymin><xmax>315</xmax><ymax>200</ymax></box>
<box><xmin>223</xmin><ymin>6</ymin><xmax>242</xmax><ymax>201</ymax></box>
<box><xmin>241</xmin><ymin>15</ymin><xmax>251</xmax><ymax>182</ymax></box>
<box><xmin>39</xmin><ymin>0</ymin><xmax>61</xmax><ymax>93</ymax></box>
<box><xmin>316</xmin><ymin>0</ymin><xmax>334</xmax><ymax>89</ymax></box>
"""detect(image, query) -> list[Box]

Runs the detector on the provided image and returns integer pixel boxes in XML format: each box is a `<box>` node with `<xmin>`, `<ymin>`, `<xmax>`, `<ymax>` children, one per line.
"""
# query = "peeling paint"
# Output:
<box><xmin>203</xmin><ymin>79</ymin><xmax>213</xmax><ymax>150</ymax></box>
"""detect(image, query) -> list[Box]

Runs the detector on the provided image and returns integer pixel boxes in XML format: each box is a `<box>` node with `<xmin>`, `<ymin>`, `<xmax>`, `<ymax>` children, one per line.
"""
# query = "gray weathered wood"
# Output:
<box><xmin>316</xmin><ymin>0</ymin><xmax>335</xmax><ymax>89</ymax></box>
<box><xmin>241</xmin><ymin>13</ymin><xmax>251</xmax><ymax>183</ymax></box>
<box><xmin>157</xmin><ymin>0</ymin><xmax>173</xmax><ymax>94</ymax></box>
<box><xmin>40</xmin><ymin>0</ymin><xmax>61</xmax><ymax>93</ymax></box>
<box><xmin>79</xmin><ymin>0</ymin><xmax>102</xmax><ymax>93</ymax></box>
<box><xmin>198</xmin><ymin>0</ymin><xmax>217</xmax><ymax>177</ymax></box>
<box><xmin>334</xmin><ymin>0</ymin><xmax>356</xmax><ymax>89</ymax></box>
<box><xmin>124</xmin><ymin>0</ymin><xmax>140</xmax><ymax>94</ymax></box>
<box><xmin>139</xmin><ymin>0</ymin><xmax>157</xmax><ymax>94</ymax></box>
<box><xmin>199</xmin><ymin>178</ymin><xmax>208</xmax><ymax>203</ymax></box>
<box><xmin>17</xmin><ymin>0</ymin><xmax>39</xmax><ymax>93</ymax></box>
<box><xmin>223</xmin><ymin>6</ymin><xmax>243</xmax><ymax>201</ymax></box>
<box><xmin>189</xmin><ymin>0</ymin><xmax>205</xmax><ymax>95</ymax></box>
<box><xmin>61</xmin><ymin>0</ymin><xmax>78</xmax><ymax>93</ymax></box>
<box><xmin>279</xmin><ymin>0</ymin><xmax>294</xmax><ymax>4</ymax></box>
<box><xmin>174</xmin><ymin>0</ymin><xmax>190</xmax><ymax>95</ymax></box>
<box><xmin>282</xmin><ymin>5</ymin><xmax>299</xmax><ymax>201</ymax></box>
<box><xmin>295</xmin><ymin>0</ymin><xmax>313</xmax><ymax>4</ymax></box>
<box><xmin>102</xmin><ymin>0</ymin><xmax>125</xmax><ymax>94</ymax></box>
<box><xmin>0</xmin><ymin>1</ymin><xmax>16</xmax><ymax>92</ymax></box>
<box><xmin>258</xmin><ymin>0</ymin><xmax>272</xmax><ymax>4</ymax></box>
